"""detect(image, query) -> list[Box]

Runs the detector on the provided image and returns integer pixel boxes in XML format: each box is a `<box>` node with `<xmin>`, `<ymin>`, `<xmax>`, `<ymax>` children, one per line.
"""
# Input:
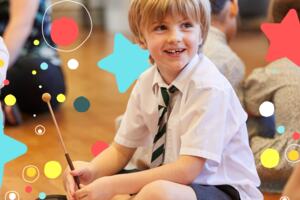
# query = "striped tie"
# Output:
<box><xmin>150</xmin><ymin>85</ymin><xmax>178</xmax><ymax>168</ymax></box>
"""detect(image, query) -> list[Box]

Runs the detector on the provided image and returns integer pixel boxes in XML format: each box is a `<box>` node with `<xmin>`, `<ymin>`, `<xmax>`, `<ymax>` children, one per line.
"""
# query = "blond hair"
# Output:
<box><xmin>128</xmin><ymin>0</ymin><xmax>211</xmax><ymax>46</ymax></box>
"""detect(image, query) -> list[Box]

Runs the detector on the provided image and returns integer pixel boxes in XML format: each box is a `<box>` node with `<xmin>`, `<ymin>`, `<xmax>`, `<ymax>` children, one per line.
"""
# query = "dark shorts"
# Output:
<box><xmin>120</xmin><ymin>169</ymin><xmax>241</xmax><ymax>200</ymax></box>
<box><xmin>190</xmin><ymin>184</ymin><xmax>241</xmax><ymax>200</ymax></box>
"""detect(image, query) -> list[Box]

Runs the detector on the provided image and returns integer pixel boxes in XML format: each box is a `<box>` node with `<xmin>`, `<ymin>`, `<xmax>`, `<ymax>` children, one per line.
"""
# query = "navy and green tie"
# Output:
<box><xmin>150</xmin><ymin>85</ymin><xmax>178</xmax><ymax>168</ymax></box>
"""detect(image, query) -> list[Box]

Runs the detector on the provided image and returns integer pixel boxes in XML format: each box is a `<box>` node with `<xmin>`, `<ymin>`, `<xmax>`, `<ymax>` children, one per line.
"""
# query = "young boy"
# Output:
<box><xmin>63</xmin><ymin>0</ymin><xmax>262</xmax><ymax>199</ymax></box>
<box><xmin>203</xmin><ymin>0</ymin><xmax>245</xmax><ymax>102</ymax></box>
<box><xmin>243</xmin><ymin>0</ymin><xmax>300</xmax><ymax>193</ymax></box>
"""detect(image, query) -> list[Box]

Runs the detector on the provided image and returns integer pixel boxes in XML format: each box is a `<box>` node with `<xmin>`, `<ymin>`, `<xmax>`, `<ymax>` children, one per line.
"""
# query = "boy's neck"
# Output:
<box><xmin>158</xmin><ymin>68</ymin><xmax>178</xmax><ymax>85</ymax></box>
<box><xmin>157</xmin><ymin>64</ymin><xmax>188</xmax><ymax>85</ymax></box>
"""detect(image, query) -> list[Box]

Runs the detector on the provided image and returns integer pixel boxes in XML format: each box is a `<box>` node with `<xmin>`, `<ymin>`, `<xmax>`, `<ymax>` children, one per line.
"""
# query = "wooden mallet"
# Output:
<box><xmin>42</xmin><ymin>93</ymin><xmax>81</xmax><ymax>189</ymax></box>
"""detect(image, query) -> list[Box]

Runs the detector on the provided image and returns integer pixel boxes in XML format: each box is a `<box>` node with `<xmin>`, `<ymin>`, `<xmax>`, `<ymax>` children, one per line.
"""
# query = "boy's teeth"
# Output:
<box><xmin>166</xmin><ymin>49</ymin><xmax>184</xmax><ymax>53</ymax></box>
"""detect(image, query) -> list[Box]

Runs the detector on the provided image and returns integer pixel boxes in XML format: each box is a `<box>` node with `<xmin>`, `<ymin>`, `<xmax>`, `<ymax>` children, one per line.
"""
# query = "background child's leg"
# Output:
<box><xmin>111</xmin><ymin>194</ymin><xmax>135</xmax><ymax>200</ymax></box>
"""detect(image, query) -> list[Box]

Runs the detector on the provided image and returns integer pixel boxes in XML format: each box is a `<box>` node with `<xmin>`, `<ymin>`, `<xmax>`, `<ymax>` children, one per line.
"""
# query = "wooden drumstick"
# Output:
<box><xmin>42</xmin><ymin>93</ymin><xmax>81</xmax><ymax>189</ymax></box>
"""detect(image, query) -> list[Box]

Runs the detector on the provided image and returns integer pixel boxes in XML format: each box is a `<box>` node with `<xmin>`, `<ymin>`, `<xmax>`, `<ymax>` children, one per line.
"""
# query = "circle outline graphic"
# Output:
<box><xmin>22</xmin><ymin>165</ymin><xmax>40</xmax><ymax>183</ymax></box>
<box><xmin>34</xmin><ymin>124</ymin><xmax>46</xmax><ymax>136</ymax></box>
<box><xmin>41</xmin><ymin>0</ymin><xmax>93</xmax><ymax>52</ymax></box>
<box><xmin>284</xmin><ymin>144</ymin><xmax>300</xmax><ymax>164</ymax></box>
<box><xmin>4</xmin><ymin>191</ymin><xmax>20</xmax><ymax>200</ymax></box>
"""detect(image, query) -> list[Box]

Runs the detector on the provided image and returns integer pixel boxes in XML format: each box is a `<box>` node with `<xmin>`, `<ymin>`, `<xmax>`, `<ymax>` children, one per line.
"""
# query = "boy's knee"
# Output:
<box><xmin>137</xmin><ymin>180</ymin><xmax>173</xmax><ymax>200</ymax></box>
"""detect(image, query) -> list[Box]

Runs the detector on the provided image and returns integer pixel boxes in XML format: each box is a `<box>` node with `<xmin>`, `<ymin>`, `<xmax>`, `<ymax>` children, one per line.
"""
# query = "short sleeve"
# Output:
<box><xmin>114</xmin><ymin>80</ymin><xmax>149</xmax><ymax>148</ymax></box>
<box><xmin>0</xmin><ymin>37</ymin><xmax>8</xmax><ymax>87</ymax></box>
<box><xmin>180</xmin><ymin>87</ymin><xmax>232</xmax><ymax>164</ymax></box>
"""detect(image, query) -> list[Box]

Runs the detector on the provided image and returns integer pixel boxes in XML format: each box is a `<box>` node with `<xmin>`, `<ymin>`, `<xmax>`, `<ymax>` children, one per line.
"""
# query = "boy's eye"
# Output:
<box><xmin>154</xmin><ymin>25</ymin><xmax>167</xmax><ymax>31</ymax></box>
<box><xmin>182</xmin><ymin>22</ymin><xmax>193</xmax><ymax>29</ymax></box>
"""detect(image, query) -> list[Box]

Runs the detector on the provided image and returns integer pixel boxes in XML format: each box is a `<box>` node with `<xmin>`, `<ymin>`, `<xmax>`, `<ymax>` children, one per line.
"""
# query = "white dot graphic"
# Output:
<box><xmin>9</xmin><ymin>192</ymin><xmax>16</xmax><ymax>200</ymax></box>
<box><xmin>259</xmin><ymin>101</ymin><xmax>274</xmax><ymax>117</ymax></box>
<box><xmin>67</xmin><ymin>59</ymin><xmax>79</xmax><ymax>70</ymax></box>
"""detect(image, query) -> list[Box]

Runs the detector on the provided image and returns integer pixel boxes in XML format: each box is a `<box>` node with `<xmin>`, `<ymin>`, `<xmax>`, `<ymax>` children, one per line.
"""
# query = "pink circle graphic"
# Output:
<box><xmin>25</xmin><ymin>185</ymin><xmax>32</xmax><ymax>193</ymax></box>
<box><xmin>50</xmin><ymin>17</ymin><xmax>79</xmax><ymax>46</ymax></box>
<box><xmin>3</xmin><ymin>79</ymin><xmax>9</xmax><ymax>86</ymax></box>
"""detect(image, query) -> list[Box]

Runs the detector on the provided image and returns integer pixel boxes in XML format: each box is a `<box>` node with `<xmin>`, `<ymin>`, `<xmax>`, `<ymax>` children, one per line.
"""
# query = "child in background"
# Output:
<box><xmin>204</xmin><ymin>0</ymin><xmax>300</xmax><ymax>193</ymax></box>
<box><xmin>63</xmin><ymin>0</ymin><xmax>262</xmax><ymax>199</ymax></box>
<box><xmin>0</xmin><ymin>37</ymin><xmax>9</xmax><ymax>122</ymax></box>
<box><xmin>243</xmin><ymin>0</ymin><xmax>300</xmax><ymax>193</ymax></box>
<box><xmin>203</xmin><ymin>0</ymin><xmax>245</xmax><ymax>101</ymax></box>
<box><xmin>0</xmin><ymin>0</ymin><xmax>66</xmax><ymax>125</ymax></box>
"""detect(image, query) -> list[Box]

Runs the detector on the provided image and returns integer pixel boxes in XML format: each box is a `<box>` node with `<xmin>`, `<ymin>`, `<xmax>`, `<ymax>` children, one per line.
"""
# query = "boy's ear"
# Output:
<box><xmin>229</xmin><ymin>0</ymin><xmax>239</xmax><ymax>17</ymax></box>
<box><xmin>138</xmin><ymin>37</ymin><xmax>147</xmax><ymax>49</ymax></box>
<box><xmin>139</xmin><ymin>42</ymin><xmax>147</xmax><ymax>49</ymax></box>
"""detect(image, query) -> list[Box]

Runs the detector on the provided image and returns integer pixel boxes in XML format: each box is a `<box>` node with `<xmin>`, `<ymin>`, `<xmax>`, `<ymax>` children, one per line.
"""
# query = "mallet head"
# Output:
<box><xmin>42</xmin><ymin>93</ymin><xmax>51</xmax><ymax>103</ymax></box>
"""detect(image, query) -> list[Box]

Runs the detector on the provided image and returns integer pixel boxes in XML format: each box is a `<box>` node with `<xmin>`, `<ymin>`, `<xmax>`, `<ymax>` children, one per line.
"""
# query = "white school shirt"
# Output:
<box><xmin>115</xmin><ymin>54</ymin><xmax>262</xmax><ymax>200</ymax></box>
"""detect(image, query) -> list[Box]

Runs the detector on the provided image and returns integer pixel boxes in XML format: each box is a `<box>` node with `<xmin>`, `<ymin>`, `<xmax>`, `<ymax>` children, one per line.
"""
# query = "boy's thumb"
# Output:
<box><xmin>70</xmin><ymin>168</ymin><xmax>85</xmax><ymax>176</ymax></box>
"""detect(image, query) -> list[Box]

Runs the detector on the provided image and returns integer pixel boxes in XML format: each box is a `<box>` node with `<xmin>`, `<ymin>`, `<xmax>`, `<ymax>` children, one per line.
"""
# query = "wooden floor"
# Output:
<box><xmin>0</xmin><ymin>27</ymin><xmax>281</xmax><ymax>199</ymax></box>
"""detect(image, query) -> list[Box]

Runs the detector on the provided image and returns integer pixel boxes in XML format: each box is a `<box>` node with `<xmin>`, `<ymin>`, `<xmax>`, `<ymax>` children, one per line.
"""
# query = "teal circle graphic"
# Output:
<box><xmin>277</xmin><ymin>125</ymin><xmax>285</xmax><ymax>134</ymax></box>
<box><xmin>39</xmin><ymin>192</ymin><xmax>47</xmax><ymax>199</ymax></box>
<box><xmin>73</xmin><ymin>96</ymin><xmax>90</xmax><ymax>112</ymax></box>
<box><xmin>40</xmin><ymin>62</ymin><xmax>48</xmax><ymax>70</ymax></box>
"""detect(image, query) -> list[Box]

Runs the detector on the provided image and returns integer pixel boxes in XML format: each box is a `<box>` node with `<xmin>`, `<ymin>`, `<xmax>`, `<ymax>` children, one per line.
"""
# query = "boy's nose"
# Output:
<box><xmin>167</xmin><ymin>29</ymin><xmax>183</xmax><ymax>43</ymax></box>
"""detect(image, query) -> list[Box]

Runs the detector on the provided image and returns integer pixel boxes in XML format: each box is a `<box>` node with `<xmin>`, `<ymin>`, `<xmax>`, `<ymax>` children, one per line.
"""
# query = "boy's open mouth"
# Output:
<box><xmin>164</xmin><ymin>48</ymin><xmax>186</xmax><ymax>55</ymax></box>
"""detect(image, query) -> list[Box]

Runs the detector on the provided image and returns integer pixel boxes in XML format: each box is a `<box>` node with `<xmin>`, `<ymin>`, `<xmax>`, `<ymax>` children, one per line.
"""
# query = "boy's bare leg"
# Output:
<box><xmin>133</xmin><ymin>180</ymin><xmax>197</xmax><ymax>200</ymax></box>
<box><xmin>111</xmin><ymin>195</ymin><xmax>135</xmax><ymax>200</ymax></box>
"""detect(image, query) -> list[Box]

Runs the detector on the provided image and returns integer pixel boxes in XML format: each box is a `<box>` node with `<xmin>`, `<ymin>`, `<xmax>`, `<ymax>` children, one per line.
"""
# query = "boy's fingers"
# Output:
<box><xmin>74</xmin><ymin>188</ymin><xmax>88</xmax><ymax>199</ymax></box>
<box><xmin>66</xmin><ymin>188</ymin><xmax>73</xmax><ymax>199</ymax></box>
<box><xmin>70</xmin><ymin>168</ymin><xmax>84</xmax><ymax>176</ymax></box>
<box><xmin>67</xmin><ymin>173</ymin><xmax>76</xmax><ymax>194</ymax></box>
<box><xmin>66</xmin><ymin>193</ymin><xmax>74</xmax><ymax>200</ymax></box>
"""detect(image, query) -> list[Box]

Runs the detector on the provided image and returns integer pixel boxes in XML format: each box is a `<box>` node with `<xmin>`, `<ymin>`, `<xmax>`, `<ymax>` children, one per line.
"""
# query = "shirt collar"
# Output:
<box><xmin>152</xmin><ymin>53</ymin><xmax>201</xmax><ymax>95</ymax></box>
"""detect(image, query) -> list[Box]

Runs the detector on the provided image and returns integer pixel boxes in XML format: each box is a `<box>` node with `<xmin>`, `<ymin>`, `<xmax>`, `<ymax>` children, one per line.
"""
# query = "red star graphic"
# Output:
<box><xmin>261</xmin><ymin>9</ymin><xmax>300</xmax><ymax>66</ymax></box>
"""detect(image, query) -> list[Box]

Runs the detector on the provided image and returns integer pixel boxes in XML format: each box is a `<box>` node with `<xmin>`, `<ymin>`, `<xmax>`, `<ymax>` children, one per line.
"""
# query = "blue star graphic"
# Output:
<box><xmin>0</xmin><ymin>113</ymin><xmax>27</xmax><ymax>186</ymax></box>
<box><xmin>98</xmin><ymin>33</ymin><xmax>150</xmax><ymax>93</ymax></box>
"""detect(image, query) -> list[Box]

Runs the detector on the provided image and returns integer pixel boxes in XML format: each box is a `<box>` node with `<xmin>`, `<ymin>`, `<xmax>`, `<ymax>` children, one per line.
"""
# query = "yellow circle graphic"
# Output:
<box><xmin>26</xmin><ymin>167</ymin><xmax>38</xmax><ymax>178</ymax></box>
<box><xmin>22</xmin><ymin>165</ymin><xmax>40</xmax><ymax>183</ymax></box>
<box><xmin>44</xmin><ymin>161</ymin><xmax>62</xmax><ymax>179</ymax></box>
<box><xmin>33</xmin><ymin>39</ymin><xmax>40</xmax><ymax>46</ymax></box>
<box><xmin>56</xmin><ymin>94</ymin><xmax>66</xmax><ymax>103</ymax></box>
<box><xmin>260</xmin><ymin>148</ymin><xmax>280</xmax><ymax>168</ymax></box>
<box><xmin>4</xmin><ymin>94</ymin><xmax>16</xmax><ymax>106</ymax></box>
<box><xmin>0</xmin><ymin>59</ymin><xmax>5</xmax><ymax>68</ymax></box>
<box><xmin>288</xmin><ymin>150</ymin><xmax>299</xmax><ymax>161</ymax></box>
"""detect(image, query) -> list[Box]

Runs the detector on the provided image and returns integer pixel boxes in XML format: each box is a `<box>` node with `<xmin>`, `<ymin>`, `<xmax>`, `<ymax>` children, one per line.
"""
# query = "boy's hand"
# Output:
<box><xmin>63</xmin><ymin>161</ymin><xmax>95</xmax><ymax>200</ymax></box>
<box><xmin>74</xmin><ymin>176</ymin><xmax>116</xmax><ymax>200</ymax></box>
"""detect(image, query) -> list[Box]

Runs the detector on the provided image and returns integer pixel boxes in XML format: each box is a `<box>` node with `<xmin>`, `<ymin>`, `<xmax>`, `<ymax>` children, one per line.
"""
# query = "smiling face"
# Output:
<box><xmin>142</xmin><ymin>15</ymin><xmax>203</xmax><ymax>83</ymax></box>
